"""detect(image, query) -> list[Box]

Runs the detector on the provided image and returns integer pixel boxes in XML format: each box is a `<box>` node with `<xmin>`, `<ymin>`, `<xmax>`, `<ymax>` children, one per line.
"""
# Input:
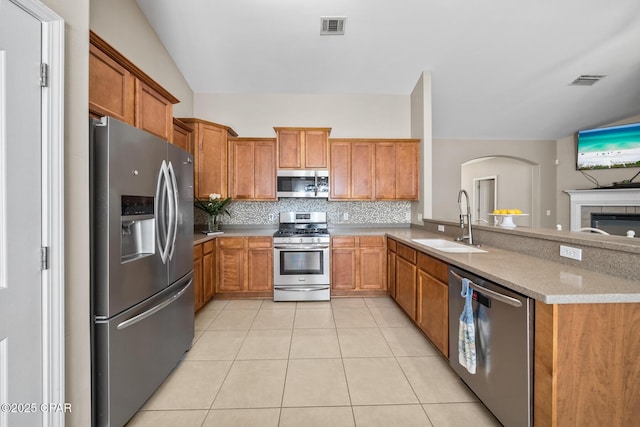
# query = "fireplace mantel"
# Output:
<box><xmin>564</xmin><ymin>188</ymin><xmax>640</xmax><ymax>231</ymax></box>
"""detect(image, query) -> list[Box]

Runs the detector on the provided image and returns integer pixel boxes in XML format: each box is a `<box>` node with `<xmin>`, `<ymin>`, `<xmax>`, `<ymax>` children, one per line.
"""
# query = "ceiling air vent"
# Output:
<box><xmin>570</xmin><ymin>75</ymin><xmax>606</xmax><ymax>86</ymax></box>
<box><xmin>320</xmin><ymin>17</ymin><xmax>346</xmax><ymax>35</ymax></box>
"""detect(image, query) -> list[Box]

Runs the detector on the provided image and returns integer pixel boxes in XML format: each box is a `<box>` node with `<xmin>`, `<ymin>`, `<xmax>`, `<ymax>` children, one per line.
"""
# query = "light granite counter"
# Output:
<box><xmin>193</xmin><ymin>224</ymin><xmax>639</xmax><ymax>304</ymax></box>
<box><xmin>385</xmin><ymin>228</ymin><xmax>639</xmax><ymax>304</ymax></box>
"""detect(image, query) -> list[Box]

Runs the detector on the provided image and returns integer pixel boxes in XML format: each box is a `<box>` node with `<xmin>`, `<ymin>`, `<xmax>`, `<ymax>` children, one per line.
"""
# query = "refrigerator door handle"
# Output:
<box><xmin>166</xmin><ymin>161</ymin><xmax>179</xmax><ymax>261</ymax></box>
<box><xmin>156</xmin><ymin>160</ymin><xmax>172</xmax><ymax>264</ymax></box>
<box><xmin>116</xmin><ymin>278</ymin><xmax>192</xmax><ymax>330</ymax></box>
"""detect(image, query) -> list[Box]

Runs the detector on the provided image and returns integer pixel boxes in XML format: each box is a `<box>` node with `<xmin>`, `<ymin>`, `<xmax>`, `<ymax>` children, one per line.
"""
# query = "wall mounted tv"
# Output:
<box><xmin>576</xmin><ymin>122</ymin><xmax>640</xmax><ymax>170</ymax></box>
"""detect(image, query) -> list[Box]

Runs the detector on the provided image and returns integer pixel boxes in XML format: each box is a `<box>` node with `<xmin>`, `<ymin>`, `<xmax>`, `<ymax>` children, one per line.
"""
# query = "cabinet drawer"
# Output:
<box><xmin>248</xmin><ymin>237</ymin><xmax>272</xmax><ymax>248</ymax></box>
<box><xmin>218</xmin><ymin>237</ymin><xmax>245</xmax><ymax>249</ymax></box>
<box><xmin>359</xmin><ymin>236</ymin><xmax>385</xmax><ymax>248</ymax></box>
<box><xmin>332</xmin><ymin>236</ymin><xmax>356</xmax><ymax>248</ymax></box>
<box><xmin>193</xmin><ymin>243</ymin><xmax>203</xmax><ymax>259</ymax></box>
<box><xmin>396</xmin><ymin>243</ymin><xmax>417</xmax><ymax>264</ymax></box>
<box><xmin>417</xmin><ymin>252</ymin><xmax>448</xmax><ymax>283</ymax></box>
<box><xmin>203</xmin><ymin>240</ymin><xmax>215</xmax><ymax>254</ymax></box>
<box><xmin>387</xmin><ymin>238</ymin><xmax>397</xmax><ymax>252</ymax></box>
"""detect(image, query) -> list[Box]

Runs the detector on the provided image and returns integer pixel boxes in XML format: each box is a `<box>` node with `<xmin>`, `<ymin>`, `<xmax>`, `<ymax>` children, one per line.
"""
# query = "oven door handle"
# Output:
<box><xmin>274</xmin><ymin>245</ymin><xmax>330</xmax><ymax>250</ymax></box>
<box><xmin>274</xmin><ymin>286</ymin><xmax>331</xmax><ymax>292</ymax></box>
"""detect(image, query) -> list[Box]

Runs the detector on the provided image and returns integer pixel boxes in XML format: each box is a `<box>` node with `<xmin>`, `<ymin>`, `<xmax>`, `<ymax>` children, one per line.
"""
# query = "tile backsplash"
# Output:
<box><xmin>194</xmin><ymin>199</ymin><xmax>413</xmax><ymax>227</ymax></box>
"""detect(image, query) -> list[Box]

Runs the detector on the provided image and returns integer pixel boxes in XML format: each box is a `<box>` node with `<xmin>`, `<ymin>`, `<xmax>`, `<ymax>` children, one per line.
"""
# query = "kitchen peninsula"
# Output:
<box><xmin>194</xmin><ymin>220</ymin><xmax>639</xmax><ymax>427</ymax></box>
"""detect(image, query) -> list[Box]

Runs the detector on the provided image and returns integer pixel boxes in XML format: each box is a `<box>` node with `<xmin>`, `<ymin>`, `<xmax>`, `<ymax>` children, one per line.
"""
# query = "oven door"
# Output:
<box><xmin>273</xmin><ymin>244</ymin><xmax>330</xmax><ymax>286</ymax></box>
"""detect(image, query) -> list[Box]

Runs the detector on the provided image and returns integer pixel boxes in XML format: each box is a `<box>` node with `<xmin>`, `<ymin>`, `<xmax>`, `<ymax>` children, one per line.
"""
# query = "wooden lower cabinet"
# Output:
<box><xmin>534</xmin><ymin>301</ymin><xmax>640</xmax><ymax>427</ymax></box>
<box><xmin>193</xmin><ymin>239</ymin><xmax>216</xmax><ymax>311</ymax></box>
<box><xmin>416</xmin><ymin>252</ymin><xmax>449</xmax><ymax>356</ymax></box>
<box><xmin>331</xmin><ymin>236</ymin><xmax>386</xmax><ymax>294</ymax></box>
<box><xmin>390</xmin><ymin>242</ymin><xmax>449</xmax><ymax>356</ymax></box>
<box><xmin>395</xmin><ymin>255</ymin><xmax>417</xmax><ymax>318</ymax></box>
<box><xmin>217</xmin><ymin>237</ymin><xmax>273</xmax><ymax>295</ymax></box>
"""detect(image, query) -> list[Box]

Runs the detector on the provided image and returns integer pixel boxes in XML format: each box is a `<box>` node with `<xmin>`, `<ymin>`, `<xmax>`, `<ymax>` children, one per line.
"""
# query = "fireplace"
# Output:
<box><xmin>591</xmin><ymin>213</ymin><xmax>640</xmax><ymax>237</ymax></box>
<box><xmin>564</xmin><ymin>189</ymin><xmax>640</xmax><ymax>233</ymax></box>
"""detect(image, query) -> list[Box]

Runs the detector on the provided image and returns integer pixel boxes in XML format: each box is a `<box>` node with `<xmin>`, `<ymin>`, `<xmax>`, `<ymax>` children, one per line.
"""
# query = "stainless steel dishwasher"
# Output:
<box><xmin>448</xmin><ymin>266</ymin><xmax>533</xmax><ymax>427</ymax></box>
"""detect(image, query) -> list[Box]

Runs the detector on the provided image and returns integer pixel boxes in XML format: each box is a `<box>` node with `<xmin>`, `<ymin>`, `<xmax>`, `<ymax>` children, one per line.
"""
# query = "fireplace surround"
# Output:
<box><xmin>565</xmin><ymin>189</ymin><xmax>640</xmax><ymax>234</ymax></box>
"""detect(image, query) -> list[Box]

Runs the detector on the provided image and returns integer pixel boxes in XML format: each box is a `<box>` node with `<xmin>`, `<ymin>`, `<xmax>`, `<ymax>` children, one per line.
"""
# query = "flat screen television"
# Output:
<box><xmin>576</xmin><ymin>122</ymin><xmax>640</xmax><ymax>170</ymax></box>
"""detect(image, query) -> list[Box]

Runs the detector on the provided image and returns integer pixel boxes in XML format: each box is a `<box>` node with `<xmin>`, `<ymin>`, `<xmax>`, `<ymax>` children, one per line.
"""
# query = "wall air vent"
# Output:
<box><xmin>320</xmin><ymin>17</ymin><xmax>346</xmax><ymax>35</ymax></box>
<box><xmin>570</xmin><ymin>75</ymin><xmax>606</xmax><ymax>86</ymax></box>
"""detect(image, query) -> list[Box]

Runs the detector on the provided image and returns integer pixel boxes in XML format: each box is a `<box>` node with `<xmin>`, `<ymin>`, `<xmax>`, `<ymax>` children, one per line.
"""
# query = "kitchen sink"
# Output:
<box><xmin>411</xmin><ymin>238</ymin><xmax>488</xmax><ymax>253</ymax></box>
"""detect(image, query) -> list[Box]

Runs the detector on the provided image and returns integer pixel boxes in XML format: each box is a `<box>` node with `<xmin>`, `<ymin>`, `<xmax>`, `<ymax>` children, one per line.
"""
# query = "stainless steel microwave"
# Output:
<box><xmin>276</xmin><ymin>170</ymin><xmax>329</xmax><ymax>198</ymax></box>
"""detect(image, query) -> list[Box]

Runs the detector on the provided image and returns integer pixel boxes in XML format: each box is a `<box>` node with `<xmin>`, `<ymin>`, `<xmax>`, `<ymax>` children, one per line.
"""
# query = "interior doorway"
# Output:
<box><xmin>473</xmin><ymin>176</ymin><xmax>497</xmax><ymax>224</ymax></box>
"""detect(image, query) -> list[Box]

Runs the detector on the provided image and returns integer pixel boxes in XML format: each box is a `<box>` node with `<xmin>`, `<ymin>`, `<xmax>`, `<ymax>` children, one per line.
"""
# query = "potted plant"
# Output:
<box><xmin>194</xmin><ymin>193</ymin><xmax>232</xmax><ymax>232</ymax></box>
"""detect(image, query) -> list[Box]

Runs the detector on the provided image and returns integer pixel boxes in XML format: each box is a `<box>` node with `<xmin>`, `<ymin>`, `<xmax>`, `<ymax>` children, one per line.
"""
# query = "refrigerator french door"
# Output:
<box><xmin>91</xmin><ymin>117</ymin><xmax>194</xmax><ymax>427</ymax></box>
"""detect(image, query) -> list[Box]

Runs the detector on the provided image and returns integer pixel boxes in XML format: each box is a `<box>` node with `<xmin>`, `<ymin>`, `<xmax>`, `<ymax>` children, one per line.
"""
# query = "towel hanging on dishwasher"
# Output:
<box><xmin>458</xmin><ymin>278</ymin><xmax>477</xmax><ymax>374</ymax></box>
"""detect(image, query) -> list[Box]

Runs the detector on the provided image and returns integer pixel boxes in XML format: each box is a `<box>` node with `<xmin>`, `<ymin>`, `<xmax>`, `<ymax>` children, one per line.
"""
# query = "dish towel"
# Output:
<box><xmin>458</xmin><ymin>278</ymin><xmax>477</xmax><ymax>374</ymax></box>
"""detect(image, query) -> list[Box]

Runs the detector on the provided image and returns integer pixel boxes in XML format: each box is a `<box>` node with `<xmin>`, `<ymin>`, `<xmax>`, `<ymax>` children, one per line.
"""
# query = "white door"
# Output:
<box><xmin>0</xmin><ymin>0</ymin><xmax>44</xmax><ymax>425</ymax></box>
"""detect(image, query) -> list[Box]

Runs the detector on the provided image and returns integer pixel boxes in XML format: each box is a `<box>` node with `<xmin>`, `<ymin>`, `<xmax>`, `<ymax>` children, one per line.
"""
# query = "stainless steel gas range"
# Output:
<box><xmin>273</xmin><ymin>212</ymin><xmax>330</xmax><ymax>301</ymax></box>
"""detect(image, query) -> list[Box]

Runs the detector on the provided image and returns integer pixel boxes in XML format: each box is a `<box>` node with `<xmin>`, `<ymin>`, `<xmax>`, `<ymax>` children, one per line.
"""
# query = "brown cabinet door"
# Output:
<box><xmin>387</xmin><ymin>251</ymin><xmax>396</xmax><ymax>298</ymax></box>
<box><xmin>196</xmin><ymin>123</ymin><xmax>228</xmax><ymax>199</ymax></box>
<box><xmin>277</xmin><ymin>130</ymin><xmax>302</xmax><ymax>168</ymax></box>
<box><xmin>304</xmin><ymin>130</ymin><xmax>328</xmax><ymax>168</ymax></box>
<box><xmin>202</xmin><ymin>241</ymin><xmax>216</xmax><ymax>302</ymax></box>
<box><xmin>217</xmin><ymin>238</ymin><xmax>246</xmax><ymax>292</ymax></box>
<box><xmin>230</xmin><ymin>140</ymin><xmax>255</xmax><ymax>199</ymax></box>
<box><xmin>351</xmin><ymin>142</ymin><xmax>374</xmax><ymax>199</ymax></box>
<box><xmin>395</xmin><ymin>142</ymin><xmax>419</xmax><ymax>200</ymax></box>
<box><xmin>172</xmin><ymin>119</ymin><xmax>193</xmax><ymax>154</ymax></box>
<box><xmin>395</xmin><ymin>257</ymin><xmax>417</xmax><ymax>319</ymax></box>
<box><xmin>193</xmin><ymin>244</ymin><xmax>204</xmax><ymax>311</ymax></box>
<box><xmin>358</xmin><ymin>236</ymin><xmax>386</xmax><ymax>290</ymax></box>
<box><xmin>331</xmin><ymin>248</ymin><xmax>356</xmax><ymax>290</ymax></box>
<box><xmin>374</xmin><ymin>142</ymin><xmax>396</xmax><ymax>199</ymax></box>
<box><xmin>89</xmin><ymin>44</ymin><xmax>134</xmax><ymax>124</ymax></box>
<box><xmin>417</xmin><ymin>270</ymin><xmax>449</xmax><ymax>356</ymax></box>
<box><xmin>253</xmin><ymin>140</ymin><xmax>277</xmax><ymax>200</ymax></box>
<box><xmin>135</xmin><ymin>79</ymin><xmax>173</xmax><ymax>141</ymax></box>
<box><xmin>248</xmin><ymin>248</ymin><xmax>273</xmax><ymax>291</ymax></box>
<box><xmin>329</xmin><ymin>141</ymin><xmax>350</xmax><ymax>199</ymax></box>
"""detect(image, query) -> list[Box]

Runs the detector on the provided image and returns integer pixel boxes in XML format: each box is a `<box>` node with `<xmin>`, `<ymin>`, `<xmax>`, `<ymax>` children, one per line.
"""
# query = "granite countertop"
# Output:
<box><xmin>385</xmin><ymin>228</ymin><xmax>640</xmax><ymax>305</ymax></box>
<box><xmin>192</xmin><ymin>225</ymin><xmax>640</xmax><ymax>304</ymax></box>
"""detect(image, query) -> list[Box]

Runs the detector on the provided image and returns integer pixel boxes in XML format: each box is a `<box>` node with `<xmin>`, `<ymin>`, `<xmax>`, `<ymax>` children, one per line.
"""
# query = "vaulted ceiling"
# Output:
<box><xmin>136</xmin><ymin>0</ymin><xmax>640</xmax><ymax>140</ymax></box>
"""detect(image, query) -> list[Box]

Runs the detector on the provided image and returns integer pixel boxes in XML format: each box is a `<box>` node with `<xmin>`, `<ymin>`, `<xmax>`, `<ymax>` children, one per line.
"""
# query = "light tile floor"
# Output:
<box><xmin>126</xmin><ymin>297</ymin><xmax>501</xmax><ymax>427</ymax></box>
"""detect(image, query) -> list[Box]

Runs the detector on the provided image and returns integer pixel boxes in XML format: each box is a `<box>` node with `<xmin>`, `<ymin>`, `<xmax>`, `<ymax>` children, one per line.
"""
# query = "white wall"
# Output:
<box><xmin>89</xmin><ymin>0</ymin><xmax>193</xmax><ymax>116</ymax></box>
<box><xmin>410</xmin><ymin>71</ymin><xmax>432</xmax><ymax>222</ymax></box>
<box><xmin>193</xmin><ymin>93</ymin><xmax>410</xmax><ymax>138</ymax></box>
<box><xmin>432</xmin><ymin>138</ymin><xmax>557</xmax><ymax>228</ymax></box>
<box><xmin>40</xmin><ymin>0</ymin><xmax>91</xmax><ymax>425</ymax></box>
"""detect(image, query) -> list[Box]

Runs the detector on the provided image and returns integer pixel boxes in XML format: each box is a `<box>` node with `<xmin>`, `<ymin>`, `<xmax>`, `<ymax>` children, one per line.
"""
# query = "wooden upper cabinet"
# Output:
<box><xmin>89</xmin><ymin>43</ymin><xmax>134</xmax><ymax>124</ymax></box>
<box><xmin>374</xmin><ymin>140</ymin><xmax>419</xmax><ymax>200</ymax></box>
<box><xmin>89</xmin><ymin>31</ymin><xmax>179</xmax><ymax>141</ymax></box>
<box><xmin>172</xmin><ymin>118</ymin><xmax>193</xmax><ymax>154</ymax></box>
<box><xmin>275</xmin><ymin>127</ymin><xmax>331</xmax><ymax>169</ymax></box>
<box><xmin>329</xmin><ymin>139</ymin><xmax>373</xmax><ymax>200</ymax></box>
<box><xmin>229</xmin><ymin>138</ymin><xmax>277</xmax><ymax>201</ymax></box>
<box><xmin>179</xmin><ymin>118</ymin><xmax>237</xmax><ymax>200</ymax></box>
<box><xmin>135</xmin><ymin>79</ymin><xmax>173</xmax><ymax>141</ymax></box>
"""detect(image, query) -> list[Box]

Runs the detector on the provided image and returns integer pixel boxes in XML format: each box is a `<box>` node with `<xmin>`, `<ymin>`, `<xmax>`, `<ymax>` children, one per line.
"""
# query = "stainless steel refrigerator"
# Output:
<box><xmin>90</xmin><ymin>117</ymin><xmax>195</xmax><ymax>427</ymax></box>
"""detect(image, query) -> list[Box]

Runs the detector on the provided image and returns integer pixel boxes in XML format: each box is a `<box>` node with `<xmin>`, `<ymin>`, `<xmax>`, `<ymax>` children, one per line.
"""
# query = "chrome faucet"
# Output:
<box><xmin>457</xmin><ymin>189</ymin><xmax>473</xmax><ymax>245</ymax></box>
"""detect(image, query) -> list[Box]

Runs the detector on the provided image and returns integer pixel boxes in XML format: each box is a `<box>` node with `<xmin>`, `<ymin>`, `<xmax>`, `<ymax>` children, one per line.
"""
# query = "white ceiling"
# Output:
<box><xmin>136</xmin><ymin>0</ymin><xmax>640</xmax><ymax>140</ymax></box>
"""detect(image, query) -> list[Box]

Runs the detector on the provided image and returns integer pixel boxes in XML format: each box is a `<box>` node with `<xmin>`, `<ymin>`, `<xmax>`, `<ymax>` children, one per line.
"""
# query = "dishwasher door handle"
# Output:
<box><xmin>451</xmin><ymin>271</ymin><xmax>523</xmax><ymax>308</ymax></box>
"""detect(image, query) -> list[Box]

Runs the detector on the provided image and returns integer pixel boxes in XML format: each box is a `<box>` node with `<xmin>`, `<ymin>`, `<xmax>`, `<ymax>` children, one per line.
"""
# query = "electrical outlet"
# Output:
<box><xmin>437</xmin><ymin>225</ymin><xmax>445</xmax><ymax>232</ymax></box>
<box><xmin>405</xmin><ymin>212</ymin><xmax>411</xmax><ymax>221</ymax></box>
<box><xmin>343</xmin><ymin>212</ymin><xmax>349</xmax><ymax>221</ymax></box>
<box><xmin>268</xmin><ymin>213</ymin><xmax>275</xmax><ymax>222</ymax></box>
<box><xmin>560</xmin><ymin>245</ymin><xmax>582</xmax><ymax>261</ymax></box>
<box><xmin>546</xmin><ymin>210</ymin><xmax>551</xmax><ymax>216</ymax></box>
<box><xmin>417</xmin><ymin>213</ymin><xmax>423</xmax><ymax>221</ymax></box>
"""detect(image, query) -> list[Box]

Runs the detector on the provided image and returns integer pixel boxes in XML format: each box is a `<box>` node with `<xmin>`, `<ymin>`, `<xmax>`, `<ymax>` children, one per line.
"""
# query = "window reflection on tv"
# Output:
<box><xmin>576</xmin><ymin>122</ymin><xmax>640</xmax><ymax>170</ymax></box>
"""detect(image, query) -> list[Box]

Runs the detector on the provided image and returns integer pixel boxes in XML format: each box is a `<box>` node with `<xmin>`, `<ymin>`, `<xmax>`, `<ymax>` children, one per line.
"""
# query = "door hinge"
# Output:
<box><xmin>41</xmin><ymin>246</ymin><xmax>49</xmax><ymax>270</ymax></box>
<box><xmin>40</xmin><ymin>63</ymin><xmax>48</xmax><ymax>87</ymax></box>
